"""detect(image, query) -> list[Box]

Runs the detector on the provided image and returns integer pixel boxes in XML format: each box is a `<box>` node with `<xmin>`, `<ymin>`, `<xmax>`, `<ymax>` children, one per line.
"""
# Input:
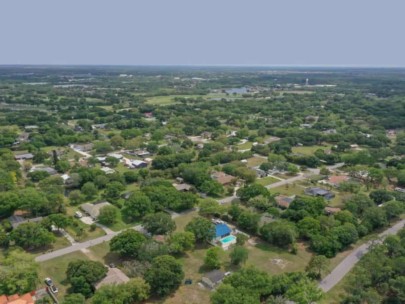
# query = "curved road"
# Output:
<box><xmin>319</xmin><ymin>219</ymin><xmax>405</xmax><ymax>292</ymax></box>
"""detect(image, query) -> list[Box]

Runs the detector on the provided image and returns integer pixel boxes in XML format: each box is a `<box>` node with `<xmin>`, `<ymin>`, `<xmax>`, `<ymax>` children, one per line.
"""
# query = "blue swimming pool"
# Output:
<box><xmin>220</xmin><ymin>235</ymin><xmax>236</xmax><ymax>244</ymax></box>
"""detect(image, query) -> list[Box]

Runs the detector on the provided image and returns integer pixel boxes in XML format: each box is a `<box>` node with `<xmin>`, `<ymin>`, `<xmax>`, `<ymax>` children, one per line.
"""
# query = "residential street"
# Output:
<box><xmin>319</xmin><ymin>219</ymin><xmax>405</xmax><ymax>292</ymax></box>
<box><xmin>35</xmin><ymin>225</ymin><xmax>143</xmax><ymax>262</ymax></box>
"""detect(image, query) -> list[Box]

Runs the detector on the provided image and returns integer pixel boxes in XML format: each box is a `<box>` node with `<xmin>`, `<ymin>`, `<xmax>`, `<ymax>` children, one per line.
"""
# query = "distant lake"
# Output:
<box><xmin>225</xmin><ymin>87</ymin><xmax>248</xmax><ymax>94</ymax></box>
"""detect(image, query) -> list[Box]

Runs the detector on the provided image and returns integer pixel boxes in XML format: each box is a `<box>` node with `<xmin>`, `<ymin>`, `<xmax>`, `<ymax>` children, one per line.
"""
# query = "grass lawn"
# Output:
<box><xmin>38</xmin><ymin>251</ymin><xmax>89</xmax><ymax>298</ymax></box>
<box><xmin>29</xmin><ymin>235</ymin><xmax>71</xmax><ymax>257</ymax></box>
<box><xmin>238</xmin><ymin>141</ymin><xmax>253</xmax><ymax>150</ymax></box>
<box><xmin>174</xmin><ymin>210</ymin><xmax>199</xmax><ymax>232</ymax></box>
<box><xmin>256</xmin><ymin>176</ymin><xmax>279</xmax><ymax>186</ymax></box>
<box><xmin>65</xmin><ymin>219</ymin><xmax>106</xmax><ymax>242</ymax></box>
<box><xmin>246</xmin><ymin>156</ymin><xmax>267</xmax><ymax>167</ymax></box>
<box><xmin>86</xmin><ymin>241</ymin><xmax>121</xmax><ymax>266</ymax></box>
<box><xmin>246</xmin><ymin>241</ymin><xmax>313</xmax><ymax>275</ymax></box>
<box><xmin>145</xmin><ymin>95</ymin><xmax>200</xmax><ymax>106</ymax></box>
<box><xmin>270</xmin><ymin>184</ymin><xmax>306</xmax><ymax>196</ymax></box>
<box><xmin>106</xmin><ymin>212</ymin><xmax>134</xmax><ymax>232</ymax></box>
<box><xmin>292</xmin><ymin>144</ymin><xmax>332</xmax><ymax>156</ymax></box>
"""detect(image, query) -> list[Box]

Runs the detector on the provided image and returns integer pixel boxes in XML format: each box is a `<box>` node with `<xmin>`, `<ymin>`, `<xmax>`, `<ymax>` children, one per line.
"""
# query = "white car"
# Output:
<box><xmin>44</xmin><ymin>277</ymin><xmax>53</xmax><ymax>286</ymax></box>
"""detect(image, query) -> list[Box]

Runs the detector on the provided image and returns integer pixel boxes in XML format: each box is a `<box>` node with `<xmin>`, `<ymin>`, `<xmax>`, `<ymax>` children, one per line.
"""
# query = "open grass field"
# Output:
<box><xmin>246</xmin><ymin>156</ymin><xmax>267</xmax><ymax>167</ymax></box>
<box><xmin>65</xmin><ymin>220</ymin><xmax>106</xmax><ymax>242</ymax></box>
<box><xmin>86</xmin><ymin>241</ymin><xmax>121</xmax><ymax>266</ymax></box>
<box><xmin>145</xmin><ymin>95</ymin><xmax>200</xmax><ymax>105</ymax></box>
<box><xmin>270</xmin><ymin>183</ymin><xmax>306</xmax><ymax>196</ymax></box>
<box><xmin>38</xmin><ymin>251</ymin><xmax>89</xmax><ymax>298</ymax></box>
<box><xmin>237</xmin><ymin>141</ymin><xmax>253</xmax><ymax>150</ymax></box>
<box><xmin>256</xmin><ymin>176</ymin><xmax>280</xmax><ymax>186</ymax></box>
<box><xmin>174</xmin><ymin>210</ymin><xmax>199</xmax><ymax>232</ymax></box>
<box><xmin>292</xmin><ymin>144</ymin><xmax>332</xmax><ymax>156</ymax></box>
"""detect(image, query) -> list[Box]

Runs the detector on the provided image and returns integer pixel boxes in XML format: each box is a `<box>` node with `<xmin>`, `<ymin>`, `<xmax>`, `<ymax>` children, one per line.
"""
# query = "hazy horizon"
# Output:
<box><xmin>1</xmin><ymin>0</ymin><xmax>405</xmax><ymax>66</ymax></box>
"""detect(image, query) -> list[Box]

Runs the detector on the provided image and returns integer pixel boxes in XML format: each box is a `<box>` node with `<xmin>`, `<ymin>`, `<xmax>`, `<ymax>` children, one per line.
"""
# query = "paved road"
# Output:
<box><xmin>319</xmin><ymin>219</ymin><xmax>405</xmax><ymax>292</ymax></box>
<box><xmin>35</xmin><ymin>225</ymin><xmax>143</xmax><ymax>262</ymax></box>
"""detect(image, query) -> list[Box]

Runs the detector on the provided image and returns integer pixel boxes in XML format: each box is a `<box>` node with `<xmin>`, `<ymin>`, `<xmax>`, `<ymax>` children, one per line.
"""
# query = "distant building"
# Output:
<box><xmin>80</xmin><ymin>201</ymin><xmax>111</xmax><ymax>220</ymax></box>
<box><xmin>14</xmin><ymin>153</ymin><xmax>34</xmax><ymax>161</ymax></box>
<box><xmin>173</xmin><ymin>183</ymin><xmax>192</xmax><ymax>192</ymax></box>
<box><xmin>100</xmin><ymin>167</ymin><xmax>115</xmax><ymax>174</ymax></box>
<box><xmin>71</xmin><ymin>143</ymin><xmax>93</xmax><ymax>152</ymax></box>
<box><xmin>305</xmin><ymin>187</ymin><xmax>335</xmax><ymax>200</ymax></box>
<box><xmin>130</xmin><ymin>160</ymin><xmax>148</xmax><ymax>169</ymax></box>
<box><xmin>275</xmin><ymin>195</ymin><xmax>294</xmax><ymax>209</ymax></box>
<box><xmin>8</xmin><ymin>215</ymin><xmax>43</xmax><ymax>229</ymax></box>
<box><xmin>201</xmin><ymin>270</ymin><xmax>226</xmax><ymax>289</ymax></box>
<box><xmin>24</xmin><ymin>125</ymin><xmax>39</xmax><ymax>131</ymax></box>
<box><xmin>324</xmin><ymin>206</ymin><xmax>341</xmax><ymax>215</ymax></box>
<box><xmin>95</xmin><ymin>267</ymin><xmax>130</xmax><ymax>290</ymax></box>
<box><xmin>321</xmin><ymin>175</ymin><xmax>349</xmax><ymax>187</ymax></box>
<box><xmin>0</xmin><ymin>292</ymin><xmax>35</xmax><ymax>304</ymax></box>
<box><xmin>211</xmin><ymin>171</ymin><xmax>236</xmax><ymax>186</ymax></box>
<box><xmin>29</xmin><ymin>166</ymin><xmax>57</xmax><ymax>175</ymax></box>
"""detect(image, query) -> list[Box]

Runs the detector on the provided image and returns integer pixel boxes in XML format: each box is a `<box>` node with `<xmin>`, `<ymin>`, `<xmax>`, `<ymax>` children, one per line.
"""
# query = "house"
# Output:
<box><xmin>91</xmin><ymin>123</ymin><xmax>107</xmax><ymax>130</ymax></box>
<box><xmin>211</xmin><ymin>171</ymin><xmax>236</xmax><ymax>186</ymax></box>
<box><xmin>275</xmin><ymin>195</ymin><xmax>294</xmax><ymax>209</ymax></box>
<box><xmin>305</xmin><ymin>187</ymin><xmax>335</xmax><ymax>200</ymax></box>
<box><xmin>107</xmin><ymin>153</ymin><xmax>123</xmax><ymax>160</ymax></box>
<box><xmin>321</xmin><ymin>175</ymin><xmax>349</xmax><ymax>187</ymax></box>
<box><xmin>29</xmin><ymin>166</ymin><xmax>57</xmax><ymax>175</ymax></box>
<box><xmin>14</xmin><ymin>153</ymin><xmax>34</xmax><ymax>161</ymax></box>
<box><xmin>24</xmin><ymin>125</ymin><xmax>39</xmax><ymax>131</ymax></box>
<box><xmin>173</xmin><ymin>183</ymin><xmax>192</xmax><ymax>192</ymax></box>
<box><xmin>100</xmin><ymin>167</ymin><xmax>116</xmax><ymax>174</ymax></box>
<box><xmin>71</xmin><ymin>143</ymin><xmax>93</xmax><ymax>152</ymax></box>
<box><xmin>80</xmin><ymin>201</ymin><xmax>111</xmax><ymax>220</ymax></box>
<box><xmin>130</xmin><ymin>160</ymin><xmax>148</xmax><ymax>169</ymax></box>
<box><xmin>202</xmin><ymin>270</ymin><xmax>226</xmax><ymax>289</ymax></box>
<box><xmin>325</xmin><ymin>206</ymin><xmax>341</xmax><ymax>215</ymax></box>
<box><xmin>136</xmin><ymin>150</ymin><xmax>151</xmax><ymax>158</ymax></box>
<box><xmin>214</xmin><ymin>223</ymin><xmax>232</xmax><ymax>241</ymax></box>
<box><xmin>61</xmin><ymin>174</ymin><xmax>70</xmax><ymax>183</ymax></box>
<box><xmin>395</xmin><ymin>187</ymin><xmax>405</xmax><ymax>193</ymax></box>
<box><xmin>254</xmin><ymin>168</ymin><xmax>267</xmax><ymax>178</ymax></box>
<box><xmin>8</xmin><ymin>215</ymin><xmax>43</xmax><ymax>229</ymax></box>
<box><xmin>0</xmin><ymin>292</ymin><xmax>35</xmax><ymax>304</ymax></box>
<box><xmin>95</xmin><ymin>267</ymin><xmax>130</xmax><ymax>290</ymax></box>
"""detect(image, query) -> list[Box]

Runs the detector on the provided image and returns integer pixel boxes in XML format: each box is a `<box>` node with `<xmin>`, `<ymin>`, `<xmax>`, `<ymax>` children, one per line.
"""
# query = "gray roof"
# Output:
<box><xmin>31</xmin><ymin>167</ymin><xmax>57</xmax><ymax>175</ymax></box>
<box><xmin>81</xmin><ymin>202</ymin><xmax>111</xmax><ymax>219</ymax></box>
<box><xmin>14</xmin><ymin>153</ymin><xmax>34</xmax><ymax>160</ymax></box>
<box><xmin>8</xmin><ymin>215</ymin><xmax>43</xmax><ymax>229</ymax></box>
<box><xmin>203</xmin><ymin>270</ymin><xmax>225</xmax><ymax>284</ymax></box>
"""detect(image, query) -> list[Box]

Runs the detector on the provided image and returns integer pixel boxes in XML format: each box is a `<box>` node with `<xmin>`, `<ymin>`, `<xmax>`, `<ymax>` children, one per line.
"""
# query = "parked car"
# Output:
<box><xmin>44</xmin><ymin>277</ymin><xmax>53</xmax><ymax>286</ymax></box>
<box><xmin>49</xmin><ymin>285</ymin><xmax>58</xmax><ymax>294</ymax></box>
<box><xmin>74</xmin><ymin>211</ymin><xmax>83</xmax><ymax>218</ymax></box>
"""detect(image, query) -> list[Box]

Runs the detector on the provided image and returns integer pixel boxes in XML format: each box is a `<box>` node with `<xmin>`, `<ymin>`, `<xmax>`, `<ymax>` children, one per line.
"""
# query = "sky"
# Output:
<box><xmin>1</xmin><ymin>0</ymin><xmax>405</xmax><ymax>66</ymax></box>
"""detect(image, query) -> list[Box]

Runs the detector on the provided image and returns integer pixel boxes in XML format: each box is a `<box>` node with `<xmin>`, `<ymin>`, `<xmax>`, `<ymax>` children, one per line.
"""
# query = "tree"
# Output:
<box><xmin>237</xmin><ymin>183</ymin><xmax>269</xmax><ymax>202</ymax></box>
<box><xmin>306</xmin><ymin>255</ymin><xmax>330</xmax><ymax>279</ymax></box>
<box><xmin>61</xmin><ymin>294</ymin><xmax>85</xmax><ymax>304</ymax></box>
<box><xmin>69</xmin><ymin>190</ymin><xmax>83</xmax><ymax>205</ymax></box>
<box><xmin>145</xmin><ymin>255</ymin><xmax>184</xmax><ymax>297</ymax></box>
<box><xmin>199</xmin><ymin>198</ymin><xmax>227</xmax><ymax>217</ymax></box>
<box><xmin>285</xmin><ymin>276</ymin><xmax>323</xmax><ymax>304</ymax></box>
<box><xmin>11</xmin><ymin>222</ymin><xmax>55</xmax><ymax>249</ymax></box>
<box><xmin>204</xmin><ymin>247</ymin><xmax>222</xmax><ymax>269</ymax></box>
<box><xmin>168</xmin><ymin>231</ymin><xmax>196</xmax><ymax>254</ymax></box>
<box><xmin>110</xmin><ymin>229</ymin><xmax>146</xmax><ymax>257</ymax></box>
<box><xmin>143</xmin><ymin>212</ymin><xmax>176</xmax><ymax>235</ymax></box>
<box><xmin>103</xmin><ymin>181</ymin><xmax>125</xmax><ymax>203</ymax></box>
<box><xmin>200</xmin><ymin>180</ymin><xmax>224</xmax><ymax>196</ymax></box>
<box><xmin>185</xmin><ymin>217</ymin><xmax>215</xmax><ymax>243</ymax></box>
<box><xmin>0</xmin><ymin>250</ymin><xmax>39</xmax><ymax>294</ymax></box>
<box><xmin>260</xmin><ymin>221</ymin><xmax>297</xmax><ymax>248</ymax></box>
<box><xmin>81</xmin><ymin>182</ymin><xmax>98</xmax><ymax>200</ymax></box>
<box><xmin>297</xmin><ymin>217</ymin><xmax>321</xmax><ymax>239</ymax></box>
<box><xmin>237</xmin><ymin>211</ymin><xmax>260</xmax><ymax>234</ymax></box>
<box><xmin>55</xmin><ymin>160</ymin><xmax>70</xmax><ymax>173</ymax></box>
<box><xmin>362</xmin><ymin>207</ymin><xmax>387</xmax><ymax>231</ymax></box>
<box><xmin>383</xmin><ymin>201</ymin><xmax>404</xmax><ymax>220</ymax></box>
<box><xmin>230</xmin><ymin>246</ymin><xmax>249</xmax><ymax>265</ymax></box>
<box><xmin>66</xmin><ymin>260</ymin><xmax>107</xmax><ymax>284</ymax></box>
<box><xmin>122</xmin><ymin>191</ymin><xmax>154</xmax><ymax>221</ymax></box>
<box><xmin>369</xmin><ymin>189</ymin><xmax>394</xmax><ymax>205</ymax></box>
<box><xmin>98</xmin><ymin>205</ymin><xmax>119</xmax><ymax>225</ymax></box>
<box><xmin>48</xmin><ymin>213</ymin><xmax>71</xmax><ymax>230</ymax></box>
<box><xmin>70</xmin><ymin>276</ymin><xmax>93</xmax><ymax>298</ymax></box>
<box><xmin>92</xmin><ymin>278</ymin><xmax>150</xmax><ymax>304</ymax></box>
<box><xmin>331</xmin><ymin>223</ymin><xmax>359</xmax><ymax>247</ymax></box>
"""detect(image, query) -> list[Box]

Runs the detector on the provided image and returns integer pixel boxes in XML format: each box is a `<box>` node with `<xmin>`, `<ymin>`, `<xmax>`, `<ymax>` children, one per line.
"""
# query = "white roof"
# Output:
<box><xmin>100</xmin><ymin>167</ymin><xmax>115</xmax><ymax>174</ymax></box>
<box><xmin>132</xmin><ymin>160</ymin><xmax>147</xmax><ymax>166</ymax></box>
<box><xmin>107</xmin><ymin>153</ymin><xmax>123</xmax><ymax>159</ymax></box>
